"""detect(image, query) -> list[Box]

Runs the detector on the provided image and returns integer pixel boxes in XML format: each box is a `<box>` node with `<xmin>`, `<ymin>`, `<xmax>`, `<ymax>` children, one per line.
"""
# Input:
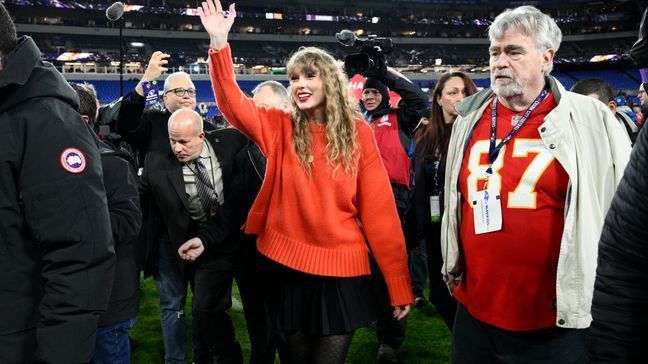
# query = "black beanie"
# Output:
<box><xmin>363</xmin><ymin>77</ymin><xmax>391</xmax><ymax>107</ymax></box>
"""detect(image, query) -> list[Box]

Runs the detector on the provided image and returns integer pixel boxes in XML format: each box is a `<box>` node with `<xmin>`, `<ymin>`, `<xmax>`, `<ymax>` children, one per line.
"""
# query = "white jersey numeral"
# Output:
<box><xmin>466</xmin><ymin>140</ymin><xmax>504</xmax><ymax>207</ymax></box>
<box><xmin>466</xmin><ymin>139</ymin><xmax>554</xmax><ymax>209</ymax></box>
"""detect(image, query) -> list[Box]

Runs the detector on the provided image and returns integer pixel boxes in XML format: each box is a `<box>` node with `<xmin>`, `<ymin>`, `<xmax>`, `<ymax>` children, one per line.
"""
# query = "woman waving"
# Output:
<box><xmin>199</xmin><ymin>1</ymin><xmax>413</xmax><ymax>362</ymax></box>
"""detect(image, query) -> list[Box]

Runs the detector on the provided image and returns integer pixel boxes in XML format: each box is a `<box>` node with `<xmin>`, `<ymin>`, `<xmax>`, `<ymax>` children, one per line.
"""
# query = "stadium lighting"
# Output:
<box><xmin>130</xmin><ymin>42</ymin><xmax>145</xmax><ymax>47</ymax></box>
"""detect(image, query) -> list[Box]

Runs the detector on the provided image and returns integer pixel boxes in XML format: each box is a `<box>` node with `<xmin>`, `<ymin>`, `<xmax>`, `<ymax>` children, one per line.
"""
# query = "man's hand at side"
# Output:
<box><xmin>178</xmin><ymin>237</ymin><xmax>205</xmax><ymax>261</ymax></box>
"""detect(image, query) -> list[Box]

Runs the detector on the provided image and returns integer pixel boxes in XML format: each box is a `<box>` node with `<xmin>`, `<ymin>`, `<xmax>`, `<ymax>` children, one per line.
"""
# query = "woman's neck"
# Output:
<box><xmin>306</xmin><ymin>108</ymin><xmax>326</xmax><ymax>124</ymax></box>
<box><xmin>442</xmin><ymin>110</ymin><xmax>456</xmax><ymax>124</ymax></box>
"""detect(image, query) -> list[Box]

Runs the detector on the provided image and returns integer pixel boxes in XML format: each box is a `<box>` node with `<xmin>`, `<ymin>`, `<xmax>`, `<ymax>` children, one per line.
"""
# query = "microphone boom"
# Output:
<box><xmin>335</xmin><ymin>29</ymin><xmax>357</xmax><ymax>47</ymax></box>
<box><xmin>106</xmin><ymin>1</ymin><xmax>125</xmax><ymax>21</ymax></box>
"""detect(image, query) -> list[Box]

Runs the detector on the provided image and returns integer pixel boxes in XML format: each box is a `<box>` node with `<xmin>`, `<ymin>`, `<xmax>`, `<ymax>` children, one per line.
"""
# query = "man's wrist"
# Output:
<box><xmin>140</xmin><ymin>74</ymin><xmax>155</xmax><ymax>84</ymax></box>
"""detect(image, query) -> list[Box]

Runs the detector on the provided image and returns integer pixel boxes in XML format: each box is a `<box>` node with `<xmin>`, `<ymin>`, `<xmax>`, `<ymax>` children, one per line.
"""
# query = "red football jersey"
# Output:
<box><xmin>454</xmin><ymin>92</ymin><xmax>569</xmax><ymax>331</ymax></box>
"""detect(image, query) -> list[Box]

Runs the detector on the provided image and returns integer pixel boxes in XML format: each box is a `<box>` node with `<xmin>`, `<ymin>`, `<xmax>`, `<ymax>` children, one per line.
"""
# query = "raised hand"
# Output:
<box><xmin>143</xmin><ymin>51</ymin><xmax>169</xmax><ymax>81</ymax></box>
<box><xmin>135</xmin><ymin>51</ymin><xmax>169</xmax><ymax>96</ymax></box>
<box><xmin>198</xmin><ymin>0</ymin><xmax>236</xmax><ymax>51</ymax></box>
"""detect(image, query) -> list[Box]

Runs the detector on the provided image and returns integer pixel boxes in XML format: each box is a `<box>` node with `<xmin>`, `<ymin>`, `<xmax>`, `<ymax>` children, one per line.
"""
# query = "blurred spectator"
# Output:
<box><xmin>70</xmin><ymin>82</ymin><xmax>142</xmax><ymax>364</ymax></box>
<box><xmin>571</xmin><ymin>78</ymin><xmax>640</xmax><ymax>144</ymax></box>
<box><xmin>413</xmin><ymin>72</ymin><xmax>477</xmax><ymax>330</ymax></box>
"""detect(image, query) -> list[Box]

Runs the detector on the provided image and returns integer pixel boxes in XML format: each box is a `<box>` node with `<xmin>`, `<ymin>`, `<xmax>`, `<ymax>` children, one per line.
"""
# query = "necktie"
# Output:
<box><xmin>193</xmin><ymin>159</ymin><xmax>218</xmax><ymax>215</ymax></box>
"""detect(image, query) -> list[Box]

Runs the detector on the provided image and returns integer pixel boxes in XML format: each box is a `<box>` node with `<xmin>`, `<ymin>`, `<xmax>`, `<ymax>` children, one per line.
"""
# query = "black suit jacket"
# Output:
<box><xmin>115</xmin><ymin>89</ymin><xmax>236</xmax><ymax>277</ymax></box>
<box><xmin>139</xmin><ymin>129</ymin><xmax>246</xmax><ymax>277</ymax></box>
<box><xmin>115</xmin><ymin>90</ymin><xmax>216</xmax><ymax>168</ymax></box>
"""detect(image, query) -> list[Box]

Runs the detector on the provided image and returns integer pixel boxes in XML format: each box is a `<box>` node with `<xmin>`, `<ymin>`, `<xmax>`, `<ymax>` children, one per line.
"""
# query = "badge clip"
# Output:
<box><xmin>142</xmin><ymin>80</ymin><xmax>160</xmax><ymax>106</ymax></box>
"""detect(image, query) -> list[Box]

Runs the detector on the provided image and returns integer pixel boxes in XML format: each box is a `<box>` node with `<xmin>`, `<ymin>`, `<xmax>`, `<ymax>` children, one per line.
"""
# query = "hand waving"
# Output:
<box><xmin>198</xmin><ymin>0</ymin><xmax>236</xmax><ymax>51</ymax></box>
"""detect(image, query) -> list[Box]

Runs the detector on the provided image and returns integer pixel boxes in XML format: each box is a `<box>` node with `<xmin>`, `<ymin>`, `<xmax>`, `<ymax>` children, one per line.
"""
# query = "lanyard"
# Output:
<box><xmin>485</xmin><ymin>88</ymin><xmax>548</xmax><ymax>175</ymax></box>
<box><xmin>407</xmin><ymin>138</ymin><xmax>415</xmax><ymax>158</ymax></box>
<box><xmin>364</xmin><ymin>110</ymin><xmax>374</xmax><ymax>124</ymax></box>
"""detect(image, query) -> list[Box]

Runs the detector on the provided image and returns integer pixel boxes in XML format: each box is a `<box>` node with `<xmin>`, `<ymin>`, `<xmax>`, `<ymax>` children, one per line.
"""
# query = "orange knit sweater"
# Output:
<box><xmin>209</xmin><ymin>45</ymin><xmax>413</xmax><ymax>306</ymax></box>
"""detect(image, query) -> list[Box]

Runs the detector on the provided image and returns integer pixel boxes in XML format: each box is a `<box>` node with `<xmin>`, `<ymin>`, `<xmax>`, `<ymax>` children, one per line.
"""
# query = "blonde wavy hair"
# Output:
<box><xmin>286</xmin><ymin>47</ymin><xmax>362</xmax><ymax>175</ymax></box>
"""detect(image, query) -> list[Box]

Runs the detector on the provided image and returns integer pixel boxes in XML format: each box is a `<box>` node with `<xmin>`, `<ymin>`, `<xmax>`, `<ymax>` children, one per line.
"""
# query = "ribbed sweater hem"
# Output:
<box><xmin>258</xmin><ymin>227</ymin><xmax>415</xmax><ymax>306</ymax></box>
<box><xmin>257</xmin><ymin>227</ymin><xmax>371</xmax><ymax>277</ymax></box>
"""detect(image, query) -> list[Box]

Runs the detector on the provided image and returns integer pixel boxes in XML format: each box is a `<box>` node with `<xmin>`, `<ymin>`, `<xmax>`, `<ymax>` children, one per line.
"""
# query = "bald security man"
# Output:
<box><xmin>139</xmin><ymin>108</ymin><xmax>245</xmax><ymax>364</ymax></box>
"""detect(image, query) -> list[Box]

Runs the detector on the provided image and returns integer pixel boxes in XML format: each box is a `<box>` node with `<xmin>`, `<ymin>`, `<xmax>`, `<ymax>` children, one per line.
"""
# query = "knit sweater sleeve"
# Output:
<box><xmin>356</xmin><ymin>122</ymin><xmax>414</xmax><ymax>307</ymax></box>
<box><xmin>208</xmin><ymin>44</ymin><xmax>285</xmax><ymax>156</ymax></box>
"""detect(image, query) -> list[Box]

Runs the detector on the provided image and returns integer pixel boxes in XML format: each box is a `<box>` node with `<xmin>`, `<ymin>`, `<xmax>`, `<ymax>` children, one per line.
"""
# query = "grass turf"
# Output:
<box><xmin>130</xmin><ymin>277</ymin><xmax>451</xmax><ymax>363</ymax></box>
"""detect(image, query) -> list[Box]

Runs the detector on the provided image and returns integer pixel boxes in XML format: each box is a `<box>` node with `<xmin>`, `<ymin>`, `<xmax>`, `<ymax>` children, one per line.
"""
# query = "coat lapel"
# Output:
<box><xmin>206</xmin><ymin>133</ymin><xmax>230</xmax><ymax>181</ymax></box>
<box><xmin>166</xmin><ymin>153</ymin><xmax>189</xmax><ymax>210</ymax></box>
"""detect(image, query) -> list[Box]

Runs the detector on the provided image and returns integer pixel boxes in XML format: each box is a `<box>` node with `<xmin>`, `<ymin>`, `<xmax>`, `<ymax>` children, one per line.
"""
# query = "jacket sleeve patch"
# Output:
<box><xmin>60</xmin><ymin>147</ymin><xmax>87</xmax><ymax>174</ymax></box>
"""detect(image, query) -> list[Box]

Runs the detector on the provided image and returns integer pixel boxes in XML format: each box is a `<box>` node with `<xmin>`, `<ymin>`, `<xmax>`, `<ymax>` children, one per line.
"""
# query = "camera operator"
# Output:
<box><xmin>361</xmin><ymin>70</ymin><xmax>428</xmax><ymax>200</ymax></box>
<box><xmin>360</xmin><ymin>64</ymin><xmax>427</xmax><ymax>364</ymax></box>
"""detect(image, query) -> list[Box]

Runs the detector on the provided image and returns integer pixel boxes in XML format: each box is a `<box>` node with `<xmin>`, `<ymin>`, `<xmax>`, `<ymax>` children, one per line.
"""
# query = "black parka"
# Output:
<box><xmin>0</xmin><ymin>36</ymin><xmax>115</xmax><ymax>363</ymax></box>
<box><xmin>97</xmin><ymin>141</ymin><xmax>141</xmax><ymax>328</ymax></box>
<box><xmin>590</xmin><ymin>126</ymin><xmax>648</xmax><ymax>362</ymax></box>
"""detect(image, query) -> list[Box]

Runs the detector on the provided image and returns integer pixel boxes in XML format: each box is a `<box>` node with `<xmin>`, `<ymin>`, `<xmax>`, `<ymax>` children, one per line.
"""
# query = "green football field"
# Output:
<box><xmin>130</xmin><ymin>277</ymin><xmax>452</xmax><ymax>363</ymax></box>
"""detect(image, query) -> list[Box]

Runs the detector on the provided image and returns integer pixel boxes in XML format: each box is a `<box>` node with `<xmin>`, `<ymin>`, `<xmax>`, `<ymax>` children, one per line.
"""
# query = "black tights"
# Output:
<box><xmin>286</xmin><ymin>330</ymin><xmax>355</xmax><ymax>364</ymax></box>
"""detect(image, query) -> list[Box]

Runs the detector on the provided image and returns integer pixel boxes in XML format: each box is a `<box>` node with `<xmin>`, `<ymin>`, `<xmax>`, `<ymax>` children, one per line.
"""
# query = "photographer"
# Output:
<box><xmin>115</xmin><ymin>51</ymin><xmax>220</xmax><ymax>364</ymax></box>
<box><xmin>360</xmin><ymin>66</ymin><xmax>427</xmax><ymax>364</ymax></box>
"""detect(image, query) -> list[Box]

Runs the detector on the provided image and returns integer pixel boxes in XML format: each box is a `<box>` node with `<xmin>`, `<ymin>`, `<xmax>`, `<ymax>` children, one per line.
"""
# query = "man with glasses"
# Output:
<box><xmin>116</xmin><ymin>52</ymin><xmax>219</xmax><ymax>364</ymax></box>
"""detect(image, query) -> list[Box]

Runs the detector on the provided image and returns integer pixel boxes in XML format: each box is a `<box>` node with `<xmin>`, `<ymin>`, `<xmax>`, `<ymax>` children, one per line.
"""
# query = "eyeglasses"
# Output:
<box><xmin>165</xmin><ymin>87</ymin><xmax>197</xmax><ymax>97</ymax></box>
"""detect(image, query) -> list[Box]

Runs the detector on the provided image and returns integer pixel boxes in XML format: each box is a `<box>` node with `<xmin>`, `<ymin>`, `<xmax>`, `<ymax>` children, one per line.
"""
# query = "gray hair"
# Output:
<box><xmin>168</xmin><ymin>108</ymin><xmax>203</xmax><ymax>134</ymax></box>
<box><xmin>252</xmin><ymin>80</ymin><xmax>289</xmax><ymax>101</ymax></box>
<box><xmin>164</xmin><ymin>71</ymin><xmax>194</xmax><ymax>92</ymax></box>
<box><xmin>489</xmin><ymin>5</ymin><xmax>562</xmax><ymax>74</ymax></box>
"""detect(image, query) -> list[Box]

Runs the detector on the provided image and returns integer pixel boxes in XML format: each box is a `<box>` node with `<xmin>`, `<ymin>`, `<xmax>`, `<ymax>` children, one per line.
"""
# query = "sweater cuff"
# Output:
<box><xmin>209</xmin><ymin>44</ymin><xmax>235</xmax><ymax>80</ymax></box>
<box><xmin>384</xmin><ymin>274</ymin><xmax>415</xmax><ymax>307</ymax></box>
